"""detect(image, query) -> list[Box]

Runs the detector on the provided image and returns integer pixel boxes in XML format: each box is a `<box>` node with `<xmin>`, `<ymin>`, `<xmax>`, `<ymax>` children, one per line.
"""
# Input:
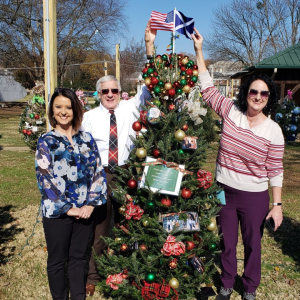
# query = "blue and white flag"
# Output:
<box><xmin>174</xmin><ymin>10</ymin><xmax>194</xmax><ymax>39</ymax></box>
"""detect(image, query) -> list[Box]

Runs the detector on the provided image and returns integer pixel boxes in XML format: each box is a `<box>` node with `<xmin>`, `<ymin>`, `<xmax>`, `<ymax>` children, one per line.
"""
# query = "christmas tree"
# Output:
<box><xmin>96</xmin><ymin>53</ymin><xmax>221</xmax><ymax>299</ymax></box>
<box><xmin>275</xmin><ymin>89</ymin><xmax>300</xmax><ymax>143</ymax></box>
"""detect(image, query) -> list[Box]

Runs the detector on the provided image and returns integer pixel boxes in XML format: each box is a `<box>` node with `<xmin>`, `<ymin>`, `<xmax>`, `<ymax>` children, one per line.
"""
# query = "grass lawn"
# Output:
<box><xmin>0</xmin><ymin>108</ymin><xmax>299</xmax><ymax>299</ymax></box>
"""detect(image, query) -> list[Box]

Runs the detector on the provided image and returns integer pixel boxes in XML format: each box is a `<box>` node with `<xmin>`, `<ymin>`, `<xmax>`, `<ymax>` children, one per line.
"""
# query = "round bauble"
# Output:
<box><xmin>181</xmin><ymin>57</ymin><xmax>189</xmax><ymax>65</ymax></box>
<box><xmin>139</xmin><ymin>244</ymin><xmax>148</xmax><ymax>251</ymax></box>
<box><xmin>22</xmin><ymin>129</ymin><xmax>28</xmax><ymax>134</ymax></box>
<box><xmin>182</xmin><ymin>124</ymin><xmax>188</xmax><ymax>131</ymax></box>
<box><xmin>142</xmin><ymin>67</ymin><xmax>148</xmax><ymax>74</ymax></box>
<box><xmin>34</xmin><ymin>114</ymin><xmax>39</xmax><ymax>119</ymax></box>
<box><xmin>147</xmin><ymin>68</ymin><xmax>154</xmax><ymax>75</ymax></box>
<box><xmin>27</xmin><ymin>130</ymin><xmax>32</xmax><ymax>136</ymax></box>
<box><xmin>168</xmin><ymin>88</ymin><xmax>176</xmax><ymax>97</ymax></box>
<box><xmin>153</xmin><ymin>99</ymin><xmax>161</xmax><ymax>108</ymax></box>
<box><xmin>151</xmin><ymin>77</ymin><xmax>159</xmax><ymax>85</ymax></box>
<box><xmin>181</xmin><ymin>188</ymin><xmax>192</xmax><ymax>199</ymax></box>
<box><xmin>180</xmin><ymin>79</ymin><xmax>187</xmax><ymax>86</ymax></box>
<box><xmin>193</xmin><ymin>65</ymin><xmax>198</xmax><ymax>70</ymax></box>
<box><xmin>183</xmin><ymin>85</ymin><xmax>191</xmax><ymax>93</ymax></box>
<box><xmin>186</xmin><ymin>241</ymin><xmax>196</xmax><ymax>251</ymax></box>
<box><xmin>168</xmin><ymin>104</ymin><xmax>175</xmax><ymax>111</ymax></box>
<box><xmin>144</xmin><ymin>78</ymin><xmax>151</xmax><ymax>85</ymax></box>
<box><xmin>153</xmin><ymin>148</ymin><xmax>160</xmax><ymax>158</ymax></box>
<box><xmin>169</xmin><ymin>277</ymin><xmax>179</xmax><ymax>289</ymax></box>
<box><xmin>145</xmin><ymin>272</ymin><xmax>156</xmax><ymax>283</ymax></box>
<box><xmin>120</xmin><ymin>243</ymin><xmax>128</xmax><ymax>252</ymax></box>
<box><xmin>169</xmin><ymin>259</ymin><xmax>177</xmax><ymax>269</ymax></box>
<box><xmin>207</xmin><ymin>219</ymin><xmax>217</xmax><ymax>231</ymax></box>
<box><xmin>115</xmin><ymin>237</ymin><xmax>122</xmax><ymax>243</ymax></box>
<box><xmin>193</xmin><ymin>70</ymin><xmax>199</xmax><ymax>76</ymax></box>
<box><xmin>148</xmin><ymin>84</ymin><xmax>154</xmax><ymax>91</ymax></box>
<box><xmin>154</xmin><ymin>86</ymin><xmax>161</xmax><ymax>95</ymax></box>
<box><xmin>136</xmin><ymin>147</ymin><xmax>147</xmax><ymax>159</ymax></box>
<box><xmin>186</xmin><ymin>69</ymin><xmax>193</xmax><ymax>76</ymax></box>
<box><xmin>146</xmin><ymin>201</ymin><xmax>155</xmax><ymax>210</ymax></box>
<box><xmin>132</xmin><ymin>121</ymin><xmax>142</xmax><ymax>132</ymax></box>
<box><xmin>165</xmin><ymin>82</ymin><xmax>172</xmax><ymax>90</ymax></box>
<box><xmin>119</xmin><ymin>206</ymin><xmax>126</xmax><ymax>215</ymax></box>
<box><xmin>127</xmin><ymin>178</ymin><xmax>138</xmax><ymax>189</ymax></box>
<box><xmin>180</xmin><ymin>66</ymin><xmax>186</xmax><ymax>72</ymax></box>
<box><xmin>142</xmin><ymin>219</ymin><xmax>150</xmax><ymax>227</ymax></box>
<box><xmin>175</xmin><ymin>129</ymin><xmax>185</xmax><ymax>141</ymax></box>
<box><xmin>209</xmin><ymin>242</ymin><xmax>217</xmax><ymax>251</ymax></box>
<box><xmin>161</xmin><ymin>198</ymin><xmax>171</xmax><ymax>207</ymax></box>
<box><xmin>29</xmin><ymin>113</ymin><xmax>35</xmax><ymax>119</ymax></box>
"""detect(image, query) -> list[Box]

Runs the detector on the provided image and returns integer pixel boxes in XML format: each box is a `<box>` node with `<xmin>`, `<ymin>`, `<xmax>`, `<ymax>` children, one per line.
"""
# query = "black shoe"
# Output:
<box><xmin>242</xmin><ymin>291</ymin><xmax>256</xmax><ymax>300</ymax></box>
<box><xmin>216</xmin><ymin>286</ymin><xmax>233</xmax><ymax>300</ymax></box>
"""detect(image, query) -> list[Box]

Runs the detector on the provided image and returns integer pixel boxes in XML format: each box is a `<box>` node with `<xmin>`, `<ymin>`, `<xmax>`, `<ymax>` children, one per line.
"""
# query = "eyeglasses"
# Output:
<box><xmin>248</xmin><ymin>89</ymin><xmax>270</xmax><ymax>99</ymax></box>
<box><xmin>100</xmin><ymin>88</ymin><xmax>119</xmax><ymax>95</ymax></box>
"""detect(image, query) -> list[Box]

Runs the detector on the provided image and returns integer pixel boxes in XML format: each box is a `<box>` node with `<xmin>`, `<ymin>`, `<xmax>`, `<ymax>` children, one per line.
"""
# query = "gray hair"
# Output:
<box><xmin>96</xmin><ymin>75</ymin><xmax>122</xmax><ymax>93</ymax></box>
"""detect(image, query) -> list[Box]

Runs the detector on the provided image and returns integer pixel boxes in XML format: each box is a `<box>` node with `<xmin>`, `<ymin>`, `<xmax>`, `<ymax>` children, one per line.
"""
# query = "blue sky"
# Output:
<box><xmin>118</xmin><ymin>0</ymin><xmax>231</xmax><ymax>57</ymax></box>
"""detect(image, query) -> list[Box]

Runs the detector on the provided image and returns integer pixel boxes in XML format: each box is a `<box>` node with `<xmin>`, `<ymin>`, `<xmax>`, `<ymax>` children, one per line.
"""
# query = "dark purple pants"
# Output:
<box><xmin>217</xmin><ymin>184</ymin><xmax>269</xmax><ymax>293</ymax></box>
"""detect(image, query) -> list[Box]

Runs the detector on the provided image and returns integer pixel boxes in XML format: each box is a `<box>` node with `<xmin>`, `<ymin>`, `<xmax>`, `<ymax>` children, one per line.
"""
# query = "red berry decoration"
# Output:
<box><xmin>120</xmin><ymin>243</ymin><xmax>128</xmax><ymax>252</ymax></box>
<box><xmin>127</xmin><ymin>179</ymin><xmax>137</xmax><ymax>189</ymax></box>
<box><xmin>22</xmin><ymin>129</ymin><xmax>28</xmax><ymax>135</ymax></box>
<box><xmin>181</xmin><ymin>188</ymin><xmax>192</xmax><ymax>199</ymax></box>
<box><xmin>161</xmin><ymin>198</ymin><xmax>171</xmax><ymax>207</ymax></box>
<box><xmin>27</xmin><ymin>130</ymin><xmax>32</xmax><ymax>136</ymax></box>
<box><xmin>132</xmin><ymin>121</ymin><xmax>142</xmax><ymax>132</ymax></box>
<box><xmin>182</xmin><ymin>124</ymin><xmax>188</xmax><ymax>131</ymax></box>
<box><xmin>153</xmin><ymin>148</ymin><xmax>160</xmax><ymax>158</ymax></box>
<box><xmin>168</xmin><ymin>104</ymin><xmax>175</xmax><ymax>111</ymax></box>
<box><xmin>186</xmin><ymin>241</ymin><xmax>196</xmax><ymax>251</ymax></box>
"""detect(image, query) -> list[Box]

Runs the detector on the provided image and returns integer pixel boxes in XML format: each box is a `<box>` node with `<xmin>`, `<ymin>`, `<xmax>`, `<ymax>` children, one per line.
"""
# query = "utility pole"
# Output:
<box><xmin>43</xmin><ymin>0</ymin><xmax>57</xmax><ymax>130</ymax></box>
<box><xmin>116</xmin><ymin>43</ymin><xmax>120</xmax><ymax>81</ymax></box>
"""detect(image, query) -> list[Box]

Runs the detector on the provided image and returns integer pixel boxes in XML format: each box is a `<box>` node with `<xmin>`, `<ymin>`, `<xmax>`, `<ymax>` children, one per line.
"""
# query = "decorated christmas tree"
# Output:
<box><xmin>275</xmin><ymin>89</ymin><xmax>300</xmax><ymax>143</ymax></box>
<box><xmin>95</xmin><ymin>53</ymin><xmax>221</xmax><ymax>299</ymax></box>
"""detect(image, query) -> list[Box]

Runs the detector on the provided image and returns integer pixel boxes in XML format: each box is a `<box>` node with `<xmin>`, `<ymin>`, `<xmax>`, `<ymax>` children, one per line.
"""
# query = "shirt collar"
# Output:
<box><xmin>99</xmin><ymin>103</ymin><xmax>120</xmax><ymax>114</ymax></box>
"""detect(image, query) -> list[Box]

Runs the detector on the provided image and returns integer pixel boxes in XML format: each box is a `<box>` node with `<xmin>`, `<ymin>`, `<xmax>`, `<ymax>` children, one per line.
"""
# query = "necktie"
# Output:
<box><xmin>108</xmin><ymin>110</ymin><xmax>118</xmax><ymax>172</ymax></box>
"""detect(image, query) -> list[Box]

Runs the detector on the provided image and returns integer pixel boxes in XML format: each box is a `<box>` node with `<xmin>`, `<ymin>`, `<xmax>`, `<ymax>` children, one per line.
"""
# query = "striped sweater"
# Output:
<box><xmin>199</xmin><ymin>71</ymin><xmax>284</xmax><ymax>192</ymax></box>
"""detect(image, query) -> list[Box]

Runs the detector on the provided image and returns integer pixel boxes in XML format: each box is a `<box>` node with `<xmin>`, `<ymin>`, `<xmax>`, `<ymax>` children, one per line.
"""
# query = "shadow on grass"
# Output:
<box><xmin>0</xmin><ymin>205</ymin><xmax>24</xmax><ymax>265</ymax></box>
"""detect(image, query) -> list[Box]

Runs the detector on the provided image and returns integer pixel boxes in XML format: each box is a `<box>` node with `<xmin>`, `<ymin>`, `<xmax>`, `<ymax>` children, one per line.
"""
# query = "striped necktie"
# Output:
<box><xmin>108</xmin><ymin>110</ymin><xmax>118</xmax><ymax>172</ymax></box>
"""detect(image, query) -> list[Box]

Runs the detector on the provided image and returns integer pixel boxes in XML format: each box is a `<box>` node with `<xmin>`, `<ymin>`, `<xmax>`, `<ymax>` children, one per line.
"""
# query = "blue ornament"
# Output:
<box><xmin>290</xmin><ymin>125</ymin><xmax>297</xmax><ymax>132</ymax></box>
<box><xmin>293</xmin><ymin>107</ymin><xmax>300</xmax><ymax>115</ymax></box>
<box><xmin>288</xmin><ymin>135</ymin><xmax>296</xmax><ymax>141</ymax></box>
<box><xmin>275</xmin><ymin>113</ymin><xmax>283</xmax><ymax>121</ymax></box>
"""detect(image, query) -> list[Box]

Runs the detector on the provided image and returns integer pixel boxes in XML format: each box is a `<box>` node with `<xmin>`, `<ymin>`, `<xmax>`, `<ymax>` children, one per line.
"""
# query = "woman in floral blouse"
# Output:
<box><xmin>35</xmin><ymin>88</ymin><xmax>107</xmax><ymax>300</ymax></box>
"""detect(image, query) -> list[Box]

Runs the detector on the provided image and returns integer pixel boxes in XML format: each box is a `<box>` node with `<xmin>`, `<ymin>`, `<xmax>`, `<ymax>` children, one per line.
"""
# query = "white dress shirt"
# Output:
<box><xmin>81</xmin><ymin>85</ymin><xmax>151</xmax><ymax>167</ymax></box>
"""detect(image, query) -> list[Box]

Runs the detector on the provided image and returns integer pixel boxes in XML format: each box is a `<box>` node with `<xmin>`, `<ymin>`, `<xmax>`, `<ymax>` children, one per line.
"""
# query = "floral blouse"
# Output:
<box><xmin>35</xmin><ymin>130</ymin><xmax>107</xmax><ymax>218</ymax></box>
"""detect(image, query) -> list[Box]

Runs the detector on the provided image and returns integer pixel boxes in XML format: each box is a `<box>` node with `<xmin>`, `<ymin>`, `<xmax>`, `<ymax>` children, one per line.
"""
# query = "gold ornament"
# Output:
<box><xmin>181</xmin><ymin>57</ymin><xmax>189</xmax><ymax>65</ymax></box>
<box><xmin>182</xmin><ymin>274</ymin><xmax>189</xmax><ymax>278</ymax></box>
<box><xmin>144</xmin><ymin>78</ymin><xmax>151</xmax><ymax>85</ymax></box>
<box><xmin>115</xmin><ymin>237</ymin><xmax>122</xmax><ymax>243</ymax></box>
<box><xmin>175</xmin><ymin>129</ymin><xmax>185</xmax><ymax>141</ymax></box>
<box><xmin>142</xmin><ymin>219</ymin><xmax>150</xmax><ymax>227</ymax></box>
<box><xmin>207</xmin><ymin>219</ymin><xmax>217</xmax><ymax>231</ymax></box>
<box><xmin>146</xmin><ymin>63</ymin><xmax>150</xmax><ymax>67</ymax></box>
<box><xmin>169</xmin><ymin>277</ymin><xmax>179</xmax><ymax>289</ymax></box>
<box><xmin>183</xmin><ymin>85</ymin><xmax>191</xmax><ymax>93</ymax></box>
<box><xmin>136</xmin><ymin>147</ymin><xmax>147</xmax><ymax>159</ymax></box>
<box><xmin>181</xmin><ymin>76</ymin><xmax>186</xmax><ymax>80</ymax></box>
<box><xmin>164</xmin><ymin>82</ymin><xmax>172</xmax><ymax>90</ymax></box>
<box><xmin>119</xmin><ymin>206</ymin><xmax>126</xmax><ymax>215</ymax></box>
<box><xmin>161</xmin><ymin>89</ymin><xmax>167</xmax><ymax>95</ymax></box>
<box><xmin>193</xmin><ymin>70</ymin><xmax>199</xmax><ymax>76</ymax></box>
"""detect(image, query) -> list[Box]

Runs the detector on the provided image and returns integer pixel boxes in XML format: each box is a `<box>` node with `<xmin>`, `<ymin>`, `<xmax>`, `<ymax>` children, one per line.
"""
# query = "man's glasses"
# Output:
<box><xmin>248</xmin><ymin>89</ymin><xmax>270</xmax><ymax>99</ymax></box>
<box><xmin>100</xmin><ymin>89</ymin><xmax>119</xmax><ymax>95</ymax></box>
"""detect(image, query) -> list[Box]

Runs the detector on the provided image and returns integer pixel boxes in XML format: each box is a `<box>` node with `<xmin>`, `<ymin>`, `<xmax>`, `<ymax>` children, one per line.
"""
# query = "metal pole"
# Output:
<box><xmin>172</xmin><ymin>8</ymin><xmax>176</xmax><ymax>54</ymax></box>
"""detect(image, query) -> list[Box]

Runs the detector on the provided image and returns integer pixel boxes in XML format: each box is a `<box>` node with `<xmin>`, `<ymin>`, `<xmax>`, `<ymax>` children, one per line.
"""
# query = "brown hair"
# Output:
<box><xmin>48</xmin><ymin>88</ymin><xmax>83</xmax><ymax>132</ymax></box>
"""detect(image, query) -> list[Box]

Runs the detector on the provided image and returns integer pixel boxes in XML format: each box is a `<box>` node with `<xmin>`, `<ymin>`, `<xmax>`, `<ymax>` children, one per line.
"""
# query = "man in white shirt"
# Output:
<box><xmin>82</xmin><ymin>20</ymin><xmax>156</xmax><ymax>296</ymax></box>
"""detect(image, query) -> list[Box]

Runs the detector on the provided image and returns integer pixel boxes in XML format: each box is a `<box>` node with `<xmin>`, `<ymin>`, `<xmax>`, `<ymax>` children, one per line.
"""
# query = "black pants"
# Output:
<box><xmin>43</xmin><ymin>215</ymin><xmax>94</xmax><ymax>300</ymax></box>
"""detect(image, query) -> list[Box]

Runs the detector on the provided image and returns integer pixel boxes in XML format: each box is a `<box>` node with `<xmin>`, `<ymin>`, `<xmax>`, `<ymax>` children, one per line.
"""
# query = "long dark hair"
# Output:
<box><xmin>237</xmin><ymin>73</ymin><xmax>279</xmax><ymax>115</ymax></box>
<box><xmin>48</xmin><ymin>88</ymin><xmax>83</xmax><ymax>132</ymax></box>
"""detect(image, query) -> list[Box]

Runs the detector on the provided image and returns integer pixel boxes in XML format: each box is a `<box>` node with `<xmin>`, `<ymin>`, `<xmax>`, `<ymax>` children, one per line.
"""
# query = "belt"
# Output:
<box><xmin>104</xmin><ymin>164</ymin><xmax>128</xmax><ymax>174</ymax></box>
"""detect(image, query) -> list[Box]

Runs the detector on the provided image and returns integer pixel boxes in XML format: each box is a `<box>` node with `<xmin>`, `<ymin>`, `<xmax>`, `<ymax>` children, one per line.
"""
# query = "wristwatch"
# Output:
<box><xmin>273</xmin><ymin>203</ymin><xmax>282</xmax><ymax>206</ymax></box>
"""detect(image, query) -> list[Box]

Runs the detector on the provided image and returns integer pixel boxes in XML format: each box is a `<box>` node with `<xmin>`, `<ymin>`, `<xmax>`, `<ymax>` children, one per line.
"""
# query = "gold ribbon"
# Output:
<box><xmin>142</xmin><ymin>158</ymin><xmax>193</xmax><ymax>175</ymax></box>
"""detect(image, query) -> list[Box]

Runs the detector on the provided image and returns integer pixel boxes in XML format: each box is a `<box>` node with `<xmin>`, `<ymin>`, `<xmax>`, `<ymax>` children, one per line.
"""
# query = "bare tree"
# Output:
<box><xmin>205</xmin><ymin>0</ymin><xmax>300</xmax><ymax>66</ymax></box>
<box><xmin>0</xmin><ymin>0</ymin><xmax>127</xmax><ymax>87</ymax></box>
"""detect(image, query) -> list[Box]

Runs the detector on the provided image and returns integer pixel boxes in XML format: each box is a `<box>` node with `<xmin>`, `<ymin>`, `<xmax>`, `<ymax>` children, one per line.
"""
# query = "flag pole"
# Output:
<box><xmin>172</xmin><ymin>8</ymin><xmax>176</xmax><ymax>54</ymax></box>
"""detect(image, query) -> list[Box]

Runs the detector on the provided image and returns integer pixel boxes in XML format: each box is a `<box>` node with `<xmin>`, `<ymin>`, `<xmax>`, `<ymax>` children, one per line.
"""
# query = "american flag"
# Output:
<box><xmin>150</xmin><ymin>11</ymin><xmax>174</xmax><ymax>31</ymax></box>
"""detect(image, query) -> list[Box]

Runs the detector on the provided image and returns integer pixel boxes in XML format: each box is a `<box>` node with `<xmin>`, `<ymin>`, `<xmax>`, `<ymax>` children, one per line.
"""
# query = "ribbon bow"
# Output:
<box><xmin>106</xmin><ymin>272</ymin><xmax>124</xmax><ymax>290</ymax></box>
<box><xmin>161</xmin><ymin>235</ymin><xmax>186</xmax><ymax>256</ymax></box>
<box><xmin>197</xmin><ymin>169</ymin><xmax>213</xmax><ymax>189</ymax></box>
<box><xmin>125</xmin><ymin>202</ymin><xmax>144</xmax><ymax>220</ymax></box>
<box><xmin>142</xmin><ymin>158</ymin><xmax>193</xmax><ymax>176</ymax></box>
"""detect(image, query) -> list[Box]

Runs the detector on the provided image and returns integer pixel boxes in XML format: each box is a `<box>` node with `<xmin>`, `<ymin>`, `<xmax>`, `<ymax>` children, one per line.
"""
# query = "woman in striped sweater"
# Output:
<box><xmin>191</xmin><ymin>28</ymin><xmax>284</xmax><ymax>300</ymax></box>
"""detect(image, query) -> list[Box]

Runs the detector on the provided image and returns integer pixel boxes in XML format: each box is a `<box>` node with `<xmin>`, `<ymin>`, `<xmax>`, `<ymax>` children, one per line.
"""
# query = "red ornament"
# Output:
<box><xmin>27</xmin><ymin>130</ymin><xmax>32</xmax><ymax>136</ymax></box>
<box><xmin>193</xmin><ymin>65</ymin><xmax>198</xmax><ymax>70</ymax></box>
<box><xmin>181</xmin><ymin>188</ymin><xmax>192</xmax><ymax>199</ymax></box>
<box><xmin>139</xmin><ymin>244</ymin><xmax>148</xmax><ymax>251</ymax></box>
<box><xmin>186</xmin><ymin>69</ymin><xmax>193</xmax><ymax>76</ymax></box>
<box><xmin>122</xmin><ymin>269</ymin><xmax>128</xmax><ymax>278</ymax></box>
<box><xmin>168</xmin><ymin>88</ymin><xmax>176</xmax><ymax>97</ymax></box>
<box><xmin>153</xmin><ymin>148</ymin><xmax>160</xmax><ymax>158</ymax></box>
<box><xmin>169</xmin><ymin>258</ymin><xmax>178</xmax><ymax>269</ymax></box>
<box><xmin>173</xmin><ymin>81</ymin><xmax>180</xmax><ymax>88</ymax></box>
<box><xmin>182</xmin><ymin>124</ymin><xmax>188</xmax><ymax>131</ymax></box>
<box><xmin>180</xmin><ymin>66</ymin><xmax>186</xmax><ymax>72</ymax></box>
<box><xmin>168</xmin><ymin>104</ymin><xmax>175</xmax><ymax>111</ymax></box>
<box><xmin>188</xmin><ymin>80</ymin><xmax>195</xmax><ymax>87</ymax></box>
<box><xmin>22</xmin><ymin>129</ymin><xmax>28</xmax><ymax>135</ymax></box>
<box><xmin>161</xmin><ymin>198</ymin><xmax>171</xmax><ymax>207</ymax></box>
<box><xmin>120</xmin><ymin>243</ymin><xmax>128</xmax><ymax>252</ymax></box>
<box><xmin>150</xmin><ymin>62</ymin><xmax>155</xmax><ymax>68</ymax></box>
<box><xmin>142</xmin><ymin>68</ymin><xmax>148</xmax><ymax>74</ymax></box>
<box><xmin>151</xmin><ymin>77</ymin><xmax>159</xmax><ymax>85</ymax></box>
<box><xmin>140</xmin><ymin>111</ymin><xmax>147</xmax><ymax>124</ymax></box>
<box><xmin>132</xmin><ymin>121</ymin><xmax>142</xmax><ymax>132</ymax></box>
<box><xmin>34</xmin><ymin>114</ymin><xmax>40</xmax><ymax>119</ymax></box>
<box><xmin>148</xmin><ymin>84</ymin><xmax>154</xmax><ymax>91</ymax></box>
<box><xmin>186</xmin><ymin>241</ymin><xmax>196</xmax><ymax>251</ymax></box>
<box><xmin>153</xmin><ymin>71</ymin><xmax>158</xmax><ymax>76</ymax></box>
<box><xmin>127</xmin><ymin>179</ymin><xmax>137</xmax><ymax>189</ymax></box>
